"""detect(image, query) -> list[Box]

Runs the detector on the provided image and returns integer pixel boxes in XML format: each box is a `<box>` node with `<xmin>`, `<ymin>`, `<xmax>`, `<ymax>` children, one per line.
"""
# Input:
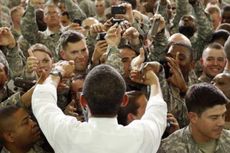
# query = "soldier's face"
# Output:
<box><xmin>167</xmin><ymin>45</ymin><xmax>192</xmax><ymax>75</ymax></box>
<box><xmin>44</xmin><ymin>6</ymin><xmax>60</xmax><ymax>27</ymax></box>
<box><xmin>9</xmin><ymin>108</ymin><xmax>41</xmax><ymax>147</ymax></box>
<box><xmin>0</xmin><ymin>63</ymin><xmax>8</xmax><ymax>88</ymax></box>
<box><xmin>192</xmin><ymin>105</ymin><xmax>226</xmax><ymax>141</ymax></box>
<box><xmin>95</xmin><ymin>0</ymin><xmax>105</xmax><ymax>15</ymax></box>
<box><xmin>33</xmin><ymin>50</ymin><xmax>53</xmax><ymax>77</ymax></box>
<box><xmin>201</xmin><ymin>47</ymin><xmax>226</xmax><ymax>78</ymax></box>
<box><xmin>212</xmin><ymin>73</ymin><xmax>230</xmax><ymax>99</ymax></box>
<box><xmin>210</xmin><ymin>12</ymin><xmax>221</xmax><ymax>30</ymax></box>
<box><xmin>63</xmin><ymin>40</ymin><xmax>89</xmax><ymax>72</ymax></box>
<box><xmin>120</xmin><ymin>48</ymin><xmax>136</xmax><ymax>78</ymax></box>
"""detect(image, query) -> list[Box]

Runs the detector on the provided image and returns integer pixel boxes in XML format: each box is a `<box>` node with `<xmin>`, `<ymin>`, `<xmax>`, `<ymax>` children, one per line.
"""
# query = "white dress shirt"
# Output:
<box><xmin>32</xmin><ymin>83</ymin><xmax>167</xmax><ymax>153</ymax></box>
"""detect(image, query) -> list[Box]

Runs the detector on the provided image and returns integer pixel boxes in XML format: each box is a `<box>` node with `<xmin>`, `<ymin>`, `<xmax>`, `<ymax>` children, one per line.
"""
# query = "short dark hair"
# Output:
<box><xmin>82</xmin><ymin>64</ymin><xmax>126</xmax><ymax>116</ymax></box>
<box><xmin>209</xmin><ymin>30</ymin><xmax>230</xmax><ymax>44</ymax></box>
<box><xmin>117</xmin><ymin>90</ymin><xmax>145</xmax><ymax>125</ymax></box>
<box><xmin>29</xmin><ymin>43</ymin><xmax>53</xmax><ymax>57</ymax></box>
<box><xmin>221</xmin><ymin>5</ymin><xmax>230</xmax><ymax>16</ymax></box>
<box><xmin>0</xmin><ymin>105</ymin><xmax>21</xmax><ymax>143</ymax></box>
<box><xmin>205</xmin><ymin>42</ymin><xmax>224</xmax><ymax>51</ymax></box>
<box><xmin>217</xmin><ymin>23</ymin><xmax>230</xmax><ymax>33</ymax></box>
<box><xmin>224</xmin><ymin>36</ymin><xmax>230</xmax><ymax>60</ymax></box>
<box><xmin>185</xmin><ymin>83</ymin><xmax>229</xmax><ymax>116</ymax></box>
<box><xmin>59</xmin><ymin>30</ymin><xmax>84</xmax><ymax>51</ymax></box>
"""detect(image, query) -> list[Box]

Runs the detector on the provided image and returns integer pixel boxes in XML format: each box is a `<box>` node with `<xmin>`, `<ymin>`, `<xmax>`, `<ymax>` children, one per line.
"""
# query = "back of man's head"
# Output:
<box><xmin>185</xmin><ymin>83</ymin><xmax>229</xmax><ymax>116</ymax></box>
<box><xmin>82</xmin><ymin>64</ymin><xmax>126</xmax><ymax>117</ymax></box>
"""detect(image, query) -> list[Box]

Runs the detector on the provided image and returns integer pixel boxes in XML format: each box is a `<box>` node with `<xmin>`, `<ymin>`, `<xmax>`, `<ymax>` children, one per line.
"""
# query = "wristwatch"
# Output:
<box><xmin>49</xmin><ymin>69</ymin><xmax>62</xmax><ymax>80</ymax></box>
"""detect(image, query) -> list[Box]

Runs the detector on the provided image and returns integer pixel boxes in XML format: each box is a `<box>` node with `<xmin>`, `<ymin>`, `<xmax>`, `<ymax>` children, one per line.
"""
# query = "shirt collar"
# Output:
<box><xmin>88</xmin><ymin>117</ymin><xmax>119</xmax><ymax>128</ymax></box>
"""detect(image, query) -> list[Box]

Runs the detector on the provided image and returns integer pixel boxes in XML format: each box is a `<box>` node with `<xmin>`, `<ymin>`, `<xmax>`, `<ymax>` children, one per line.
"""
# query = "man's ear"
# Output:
<box><xmin>188</xmin><ymin>112</ymin><xmax>198</xmax><ymax>124</ymax></box>
<box><xmin>2</xmin><ymin>132</ymin><xmax>14</xmax><ymax>143</ymax></box>
<box><xmin>127</xmin><ymin>113</ymin><xmax>136</xmax><ymax>124</ymax></box>
<box><xmin>59</xmin><ymin>50</ymin><xmax>66</xmax><ymax>60</ymax></box>
<box><xmin>120</xmin><ymin>94</ymin><xmax>128</xmax><ymax>107</ymax></box>
<box><xmin>80</xmin><ymin>95</ymin><xmax>88</xmax><ymax>108</ymax></box>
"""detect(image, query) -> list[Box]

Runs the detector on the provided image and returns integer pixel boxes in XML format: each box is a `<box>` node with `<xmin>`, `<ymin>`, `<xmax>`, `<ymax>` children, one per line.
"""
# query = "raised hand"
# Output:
<box><xmin>26</xmin><ymin>49</ymin><xmax>39</xmax><ymax>74</ymax></box>
<box><xmin>0</xmin><ymin>27</ymin><xmax>16</xmax><ymax>48</ymax></box>
<box><xmin>92</xmin><ymin>40</ymin><xmax>108</xmax><ymax>65</ymax></box>
<box><xmin>131</xmin><ymin>48</ymin><xmax>145</xmax><ymax>71</ymax></box>
<box><xmin>105</xmin><ymin>23</ymin><xmax>121</xmax><ymax>47</ymax></box>
<box><xmin>166</xmin><ymin>52</ymin><xmax>187</xmax><ymax>93</ymax></box>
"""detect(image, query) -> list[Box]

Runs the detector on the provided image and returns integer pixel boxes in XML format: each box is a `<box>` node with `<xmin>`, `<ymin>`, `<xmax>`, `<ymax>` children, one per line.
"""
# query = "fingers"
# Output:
<box><xmin>37</xmin><ymin>69</ymin><xmax>47</xmax><ymax>84</ymax></box>
<box><xmin>131</xmin><ymin>47</ymin><xmax>145</xmax><ymax>70</ymax></box>
<box><xmin>28</xmin><ymin>48</ymin><xmax>35</xmax><ymax>57</ymax></box>
<box><xmin>90</xmin><ymin>23</ymin><xmax>105</xmax><ymax>34</ymax></box>
<box><xmin>122</xmin><ymin>27</ymin><xmax>139</xmax><ymax>39</ymax></box>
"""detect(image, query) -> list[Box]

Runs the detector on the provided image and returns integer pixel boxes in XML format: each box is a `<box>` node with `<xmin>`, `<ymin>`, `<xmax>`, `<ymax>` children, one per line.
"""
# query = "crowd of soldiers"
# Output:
<box><xmin>0</xmin><ymin>0</ymin><xmax>230</xmax><ymax>152</ymax></box>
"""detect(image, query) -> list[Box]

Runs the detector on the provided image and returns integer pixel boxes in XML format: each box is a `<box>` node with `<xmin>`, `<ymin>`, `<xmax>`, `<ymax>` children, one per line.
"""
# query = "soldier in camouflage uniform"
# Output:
<box><xmin>0</xmin><ymin>27</ymin><xmax>25</xmax><ymax>78</ymax></box>
<box><xmin>157</xmin><ymin>83</ymin><xmax>230</xmax><ymax>153</ymax></box>
<box><xmin>0</xmin><ymin>105</ymin><xmax>50</xmax><ymax>153</ymax></box>
<box><xmin>158</xmin><ymin>42</ymin><xmax>198</xmax><ymax>128</ymax></box>
<box><xmin>21</xmin><ymin>0</ymin><xmax>86</xmax><ymax>61</ymax></box>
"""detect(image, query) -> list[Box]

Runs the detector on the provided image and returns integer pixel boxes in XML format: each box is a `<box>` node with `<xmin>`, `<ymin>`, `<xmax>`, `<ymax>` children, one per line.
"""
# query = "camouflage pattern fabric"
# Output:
<box><xmin>157</xmin><ymin>126</ymin><xmax>230</xmax><ymax>153</ymax></box>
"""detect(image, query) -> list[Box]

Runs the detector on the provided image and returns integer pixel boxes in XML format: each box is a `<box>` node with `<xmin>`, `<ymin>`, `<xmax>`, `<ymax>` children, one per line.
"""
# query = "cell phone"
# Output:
<box><xmin>159</xmin><ymin>59</ymin><xmax>172</xmax><ymax>79</ymax></box>
<box><xmin>111</xmin><ymin>6</ymin><xmax>126</xmax><ymax>14</ymax></box>
<box><xmin>111</xmin><ymin>18</ymin><xmax>124</xmax><ymax>25</ymax></box>
<box><xmin>96</xmin><ymin>32</ymin><xmax>106</xmax><ymax>41</ymax></box>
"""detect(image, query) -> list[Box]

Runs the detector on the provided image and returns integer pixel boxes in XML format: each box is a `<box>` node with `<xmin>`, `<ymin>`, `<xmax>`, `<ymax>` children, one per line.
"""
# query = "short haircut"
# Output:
<box><xmin>117</xmin><ymin>90</ymin><xmax>145</xmax><ymax>125</ymax></box>
<box><xmin>29</xmin><ymin>43</ymin><xmax>53</xmax><ymax>57</ymax></box>
<box><xmin>204</xmin><ymin>42</ymin><xmax>224</xmax><ymax>53</ymax></box>
<box><xmin>221</xmin><ymin>5</ymin><xmax>230</xmax><ymax>16</ymax></box>
<box><xmin>59</xmin><ymin>30</ymin><xmax>84</xmax><ymax>51</ymax></box>
<box><xmin>209</xmin><ymin>30</ymin><xmax>230</xmax><ymax>44</ymax></box>
<box><xmin>217</xmin><ymin>23</ymin><xmax>230</xmax><ymax>33</ymax></box>
<box><xmin>0</xmin><ymin>105</ymin><xmax>21</xmax><ymax>143</ymax></box>
<box><xmin>82</xmin><ymin>64</ymin><xmax>126</xmax><ymax>116</ymax></box>
<box><xmin>224</xmin><ymin>36</ymin><xmax>230</xmax><ymax>60</ymax></box>
<box><xmin>10</xmin><ymin>6</ymin><xmax>23</xmax><ymax>18</ymax></box>
<box><xmin>185</xmin><ymin>83</ymin><xmax>229</xmax><ymax>116</ymax></box>
<box><xmin>205</xmin><ymin>4</ymin><xmax>221</xmax><ymax>15</ymax></box>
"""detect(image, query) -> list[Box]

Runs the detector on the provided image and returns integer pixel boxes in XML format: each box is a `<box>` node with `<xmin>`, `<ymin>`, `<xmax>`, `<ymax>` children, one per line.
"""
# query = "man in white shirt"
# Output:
<box><xmin>32</xmin><ymin>61</ymin><xmax>167</xmax><ymax>153</ymax></box>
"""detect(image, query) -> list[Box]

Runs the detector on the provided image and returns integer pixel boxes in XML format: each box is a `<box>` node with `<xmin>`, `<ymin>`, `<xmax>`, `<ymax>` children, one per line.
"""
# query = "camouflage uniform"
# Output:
<box><xmin>157</xmin><ymin>126</ymin><xmax>230</xmax><ymax>153</ymax></box>
<box><xmin>198</xmin><ymin>73</ymin><xmax>213</xmax><ymax>83</ymax></box>
<box><xmin>79</xmin><ymin>0</ymin><xmax>96</xmax><ymax>17</ymax></box>
<box><xmin>0</xmin><ymin>44</ymin><xmax>25</xmax><ymax>78</ymax></box>
<box><xmin>7</xmin><ymin>0</ymin><xmax>21</xmax><ymax>8</ymax></box>
<box><xmin>21</xmin><ymin>1</ymin><xmax>86</xmax><ymax>61</ymax></box>
<box><xmin>190</xmin><ymin>2</ymin><xmax>213</xmax><ymax>62</ymax></box>
<box><xmin>148</xmin><ymin>30</ymin><xmax>168</xmax><ymax>62</ymax></box>
<box><xmin>105</xmin><ymin>46</ymin><xmax>124</xmax><ymax>75</ymax></box>
<box><xmin>10</xmin><ymin>27</ymin><xmax>21</xmax><ymax>41</ymax></box>
<box><xmin>0</xmin><ymin>0</ymin><xmax>11</xmax><ymax>27</ymax></box>
<box><xmin>159</xmin><ymin>70</ymin><xmax>198</xmax><ymax>128</ymax></box>
<box><xmin>63</xmin><ymin>0</ymin><xmax>86</xmax><ymax>21</ymax></box>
